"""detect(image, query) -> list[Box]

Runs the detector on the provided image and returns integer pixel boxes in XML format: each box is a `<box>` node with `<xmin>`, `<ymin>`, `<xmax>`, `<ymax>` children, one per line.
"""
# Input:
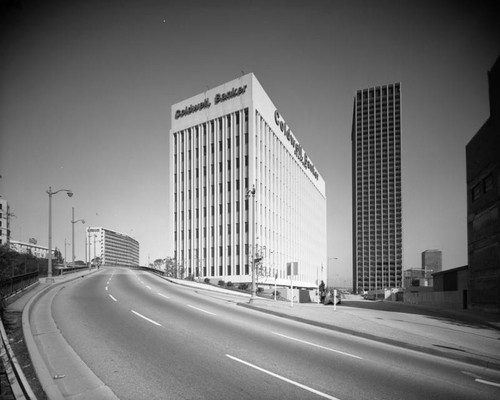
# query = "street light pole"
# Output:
<box><xmin>246</xmin><ymin>185</ymin><xmax>256</xmax><ymax>303</ymax></box>
<box><xmin>47</xmin><ymin>186</ymin><xmax>73</xmax><ymax>283</ymax></box>
<box><xmin>71</xmin><ymin>207</ymin><xmax>85</xmax><ymax>268</ymax></box>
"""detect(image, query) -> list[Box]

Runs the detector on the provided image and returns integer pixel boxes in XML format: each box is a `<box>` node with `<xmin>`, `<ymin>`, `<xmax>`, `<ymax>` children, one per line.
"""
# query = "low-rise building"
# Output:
<box><xmin>9</xmin><ymin>239</ymin><xmax>51</xmax><ymax>258</ymax></box>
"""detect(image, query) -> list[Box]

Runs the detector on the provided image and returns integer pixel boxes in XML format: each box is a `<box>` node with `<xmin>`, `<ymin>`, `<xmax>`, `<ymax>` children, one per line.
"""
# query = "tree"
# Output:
<box><xmin>164</xmin><ymin>257</ymin><xmax>184</xmax><ymax>278</ymax></box>
<box><xmin>91</xmin><ymin>256</ymin><xmax>102</xmax><ymax>266</ymax></box>
<box><xmin>153</xmin><ymin>258</ymin><xmax>164</xmax><ymax>270</ymax></box>
<box><xmin>319</xmin><ymin>280</ymin><xmax>326</xmax><ymax>303</ymax></box>
<box><xmin>53</xmin><ymin>247</ymin><xmax>64</xmax><ymax>265</ymax></box>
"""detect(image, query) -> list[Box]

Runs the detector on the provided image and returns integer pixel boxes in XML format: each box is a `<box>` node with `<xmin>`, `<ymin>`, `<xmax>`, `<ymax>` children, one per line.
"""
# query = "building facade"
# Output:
<box><xmin>170</xmin><ymin>73</ymin><xmax>326</xmax><ymax>288</ymax></box>
<box><xmin>9</xmin><ymin>239</ymin><xmax>50</xmax><ymax>258</ymax></box>
<box><xmin>0</xmin><ymin>198</ymin><xmax>10</xmax><ymax>246</ymax></box>
<box><xmin>466</xmin><ymin>55</ymin><xmax>500</xmax><ymax>313</ymax></box>
<box><xmin>352</xmin><ymin>83</ymin><xmax>403</xmax><ymax>294</ymax></box>
<box><xmin>86</xmin><ymin>227</ymin><xmax>139</xmax><ymax>267</ymax></box>
<box><xmin>403</xmin><ymin>268</ymin><xmax>433</xmax><ymax>288</ymax></box>
<box><xmin>421</xmin><ymin>249</ymin><xmax>442</xmax><ymax>273</ymax></box>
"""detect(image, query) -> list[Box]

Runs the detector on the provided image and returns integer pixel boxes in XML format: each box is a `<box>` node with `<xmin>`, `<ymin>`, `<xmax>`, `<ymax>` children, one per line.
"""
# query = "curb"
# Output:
<box><xmin>4</xmin><ymin>281</ymin><xmax>40</xmax><ymax>307</ymax></box>
<box><xmin>156</xmin><ymin>274</ymin><xmax>252</xmax><ymax>299</ymax></box>
<box><xmin>1</xmin><ymin>314</ymin><xmax>37</xmax><ymax>399</ymax></box>
<box><xmin>238</xmin><ymin>302</ymin><xmax>500</xmax><ymax>372</ymax></box>
<box><xmin>22</xmin><ymin>269</ymin><xmax>118</xmax><ymax>400</ymax></box>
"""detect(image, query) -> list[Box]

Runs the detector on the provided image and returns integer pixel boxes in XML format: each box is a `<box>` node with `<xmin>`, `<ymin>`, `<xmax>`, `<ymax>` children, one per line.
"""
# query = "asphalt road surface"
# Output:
<box><xmin>51</xmin><ymin>268</ymin><xmax>500</xmax><ymax>400</ymax></box>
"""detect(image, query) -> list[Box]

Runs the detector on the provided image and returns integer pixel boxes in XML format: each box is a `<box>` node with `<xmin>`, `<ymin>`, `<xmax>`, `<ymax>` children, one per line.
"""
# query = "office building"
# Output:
<box><xmin>86</xmin><ymin>227</ymin><xmax>139</xmax><ymax>267</ymax></box>
<box><xmin>421</xmin><ymin>249</ymin><xmax>442</xmax><ymax>273</ymax></box>
<box><xmin>170</xmin><ymin>73</ymin><xmax>326</xmax><ymax>288</ymax></box>
<box><xmin>352</xmin><ymin>83</ymin><xmax>403</xmax><ymax>294</ymax></box>
<box><xmin>466</xmin><ymin>55</ymin><xmax>500</xmax><ymax>313</ymax></box>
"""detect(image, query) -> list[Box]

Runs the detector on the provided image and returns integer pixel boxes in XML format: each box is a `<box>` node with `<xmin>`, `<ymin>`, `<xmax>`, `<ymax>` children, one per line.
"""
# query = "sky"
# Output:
<box><xmin>1</xmin><ymin>0</ymin><xmax>499</xmax><ymax>286</ymax></box>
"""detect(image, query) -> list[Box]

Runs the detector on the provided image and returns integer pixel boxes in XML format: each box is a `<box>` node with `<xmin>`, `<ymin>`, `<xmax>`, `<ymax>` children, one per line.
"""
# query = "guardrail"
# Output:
<box><xmin>138</xmin><ymin>266</ymin><xmax>165</xmax><ymax>275</ymax></box>
<box><xmin>55</xmin><ymin>266</ymin><xmax>92</xmax><ymax>276</ymax></box>
<box><xmin>0</xmin><ymin>271</ymin><xmax>39</xmax><ymax>300</ymax></box>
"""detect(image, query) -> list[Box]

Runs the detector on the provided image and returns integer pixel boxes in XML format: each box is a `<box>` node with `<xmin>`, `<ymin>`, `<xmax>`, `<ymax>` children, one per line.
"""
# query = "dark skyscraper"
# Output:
<box><xmin>352</xmin><ymin>83</ymin><xmax>403</xmax><ymax>294</ymax></box>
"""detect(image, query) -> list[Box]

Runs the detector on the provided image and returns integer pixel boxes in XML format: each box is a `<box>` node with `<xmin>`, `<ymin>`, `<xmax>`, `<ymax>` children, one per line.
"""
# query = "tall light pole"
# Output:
<box><xmin>93</xmin><ymin>233</ymin><xmax>97</xmax><ymax>267</ymax></box>
<box><xmin>64</xmin><ymin>238</ymin><xmax>70</xmax><ymax>267</ymax></box>
<box><xmin>71</xmin><ymin>207</ymin><xmax>85</xmax><ymax>268</ymax></box>
<box><xmin>47</xmin><ymin>186</ymin><xmax>73</xmax><ymax>283</ymax></box>
<box><xmin>246</xmin><ymin>185</ymin><xmax>256</xmax><ymax>303</ymax></box>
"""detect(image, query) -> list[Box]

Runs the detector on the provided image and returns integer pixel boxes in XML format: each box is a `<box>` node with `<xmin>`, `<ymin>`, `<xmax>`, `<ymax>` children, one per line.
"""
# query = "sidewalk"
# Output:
<box><xmin>6</xmin><ymin>268</ymin><xmax>97</xmax><ymax>313</ymax></box>
<box><xmin>161</xmin><ymin>276</ymin><xmax>500</xmax><ymax>370</ymax></box>
<box><xmin>239</xmin><ymin>296</ymin><xmax>500</xmax><ymax>370</ymax></box>
<box><xmin>5</xmin><ymin>267</ymin><xmax>118</xmax><ymax>400</ymax></box>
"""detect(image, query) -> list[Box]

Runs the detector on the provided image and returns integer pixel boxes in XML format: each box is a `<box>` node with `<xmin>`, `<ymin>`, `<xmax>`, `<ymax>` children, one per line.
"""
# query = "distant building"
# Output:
<box><xmin>403</xmin><ymin>268</ymin><xmax>433</xmax><ymax>288</ymax></box>
<box><xmin>421</xmin><ymin>249</ymin><xmax>442</xmax><ymax>273</ymax></box>
<box><xmin>86</xmin><ymin>227</ymin><xmax>139</xmax><ymax>267</ymax></box>
<box><xmin>9</xmin><ymin>240</ymin><xmax>51</xmax><ymax>258</ymax></box>
<box><xmin>0</xmin><ymin>198</ymin><xmax>11</xmax><ymax>246</ymax></box>
<box><xmin>352</xmin><ymin>83</ymin><xmax>403</xmax><ymax>294</ymax></box>
<box><xmin>466</xmin><ymin>55</ymin><xmax>500</xmax><ymax>313</ymax></box>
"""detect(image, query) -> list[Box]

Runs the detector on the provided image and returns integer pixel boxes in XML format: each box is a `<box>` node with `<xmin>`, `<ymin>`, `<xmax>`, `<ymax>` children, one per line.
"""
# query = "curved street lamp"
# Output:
<box><xmin>71</xmin><ymin>207</ymin><xmax>85</xmax><ymax>268</ymax></box>
<box><xmin>47</xmin><ymin>186</ymin><xmax>73</xmax><ymax>283</ymax></box>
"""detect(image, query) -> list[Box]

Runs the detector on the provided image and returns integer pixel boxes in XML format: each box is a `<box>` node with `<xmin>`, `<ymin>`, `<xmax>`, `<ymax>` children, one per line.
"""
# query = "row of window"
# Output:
<box><xmin>357</xmin><ymin>84</ymin><xmax>400</xmax><ymax>98</ymax></box>
<box><xmin>471</xmin><ymin>174</ymin><xmax>493</xmax><ymax>202</ymax></box>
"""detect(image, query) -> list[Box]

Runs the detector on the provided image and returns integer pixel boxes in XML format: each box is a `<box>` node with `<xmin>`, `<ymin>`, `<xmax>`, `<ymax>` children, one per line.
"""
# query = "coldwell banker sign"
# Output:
<box><xmin>175</xmin><ymin>85</ymin><xmax>248</xmax><ymax>120</ymax></box>
<box><xmin>274</xmin><ymin>110</ymin><xmax>319</xmax><ymax>180</ymax></box>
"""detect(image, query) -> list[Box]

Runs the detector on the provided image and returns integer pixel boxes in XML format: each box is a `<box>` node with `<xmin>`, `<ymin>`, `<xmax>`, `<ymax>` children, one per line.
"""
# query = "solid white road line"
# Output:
<box><xmin>157</xmin><ymin>293</ymin><xmax>170</xmax><ymax>299</ymax></box>
<box><xmin>272</xmin><ymin>332</ymin><xmax>363</xmax><ymax>360</ymax></box>
<box><xmin>187</xmin><ymin>305</ymin><xmax>216</xmax><ymax>316</ymax></box>
<box><xmin>109</xmin><ymin>294</ymin><xmax>117</xmax><ymax>302</ymax></box>
<box><xmin>226</xmin><ymin>354</ymin><xmax>341</xmax><ymax>400</ymax></box>
<box><xmin>475</xmin><ymin>378</ymin><xmax>500</xmax><ymax>388</ymax></box>
<box><xmin>146</xmin><ymin>285</ymin><xmax>152</xmax><ymax>290</ymax></box>
<box><xmin>131</xmin><ymin>310</ymin><xmax>162</xmax><ymax>327</ymax></box>
<box><xmin>105</xmin><ymin>286</ymin><xmax>108</xmax><ymax>291</ymax></box>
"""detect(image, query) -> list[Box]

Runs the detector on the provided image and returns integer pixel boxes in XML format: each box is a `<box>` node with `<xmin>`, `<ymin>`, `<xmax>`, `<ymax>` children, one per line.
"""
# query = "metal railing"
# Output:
<box><xmin>55</xmin><ymin>265</ymin><xmax>92</xmax><ymax>275</ymax></box>
<box><xmin>0</xmin><ymin>271</ymin><xmax>39</xmax><ymax>299</ymax></box>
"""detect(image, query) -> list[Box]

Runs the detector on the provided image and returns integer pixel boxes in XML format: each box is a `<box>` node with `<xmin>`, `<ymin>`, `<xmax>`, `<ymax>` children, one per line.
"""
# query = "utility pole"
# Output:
<box><xmin>246</xmin><ymin>185</ymin><xmax>256</xmax><ymax>303</ymax></box>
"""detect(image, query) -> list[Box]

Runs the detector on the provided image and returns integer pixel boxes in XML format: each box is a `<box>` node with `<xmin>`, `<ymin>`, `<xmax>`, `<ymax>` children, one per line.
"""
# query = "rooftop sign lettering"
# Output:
<box><xmin>175</xmin><ymin>85</ymin><xmax>248</xmax><ymax>120</ymax></box>
<box><xmin>274</xmin><ymin>110</ymin><xmax>319</xmax><ymax>180</ymax></box>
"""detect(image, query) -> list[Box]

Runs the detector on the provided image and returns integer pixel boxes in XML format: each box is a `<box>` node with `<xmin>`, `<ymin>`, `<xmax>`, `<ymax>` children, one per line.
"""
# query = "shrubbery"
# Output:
<box><xmin>204</xmin><ymin>278</ymin><xmax>210</xmax><ymax>284</ymax></box>
<box><xmin>226</xmin><ymin>281</ymin><xmax>233</xmax><ymax>287</ymax></box>
<box><xmin>218</xmin><ymin>280</ymin><xmax>225</xmax><ymax>287</ymax></box>
<box><xmin>238</xmin><ymin>283</ymin><xmax>249</xmax><ymax>290</ymax></box>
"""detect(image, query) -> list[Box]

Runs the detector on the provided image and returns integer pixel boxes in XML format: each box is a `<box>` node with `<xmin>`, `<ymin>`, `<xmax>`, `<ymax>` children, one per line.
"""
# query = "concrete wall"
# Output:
<box><xmin>403</xmin><ymin>290</ymin><xmax>465</xmax><ymax>310</ymax></box>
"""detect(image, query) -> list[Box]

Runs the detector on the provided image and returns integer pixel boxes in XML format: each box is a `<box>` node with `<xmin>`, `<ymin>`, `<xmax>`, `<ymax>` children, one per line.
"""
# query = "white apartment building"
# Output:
<box><xmin>170</xmin><ymin>73</ymin><xmax>326</xmax><ymax>288</ymax></box>
<box><xmin>86</xmin><ymin>227</ymin><xmax>139</xmax><ymax>267</ymax></box>
<box><xmin>9</xmin><ymin>240</ymin><xmax>51</xmax><ymax>258</ymax></box>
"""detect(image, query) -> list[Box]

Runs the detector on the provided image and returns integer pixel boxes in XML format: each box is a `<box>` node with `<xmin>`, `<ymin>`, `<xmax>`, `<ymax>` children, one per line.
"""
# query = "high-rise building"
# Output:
<box><xmin>352</xmin><ymin>83</ymin><xmax>403</xmax><ymax>294</ymax></box>
<box><xmin>421</xmin><ymin>249</ymin><xmax>442</xmax><ymax>273</ymax></box>
<box><xmin>170</xmin><ymin>73</ymin><xmax>326</xmax><ymax>288</ymax></box>
<box><xmin>466</xmin><ymin>55</ymin><xmax>500</xmax><ymax>313</ymax></box>
<box><xmin>86</xmin><ymin>227</ymin><xmax>139</xmax><ymax>267</ymax></box>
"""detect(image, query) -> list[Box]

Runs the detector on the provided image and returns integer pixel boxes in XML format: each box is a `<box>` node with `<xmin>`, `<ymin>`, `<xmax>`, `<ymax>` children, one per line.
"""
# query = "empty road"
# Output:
<box><xmin>50</xmin><ymin>268</ymin><xmax>500</xmax><ymax>399</ymax></box>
